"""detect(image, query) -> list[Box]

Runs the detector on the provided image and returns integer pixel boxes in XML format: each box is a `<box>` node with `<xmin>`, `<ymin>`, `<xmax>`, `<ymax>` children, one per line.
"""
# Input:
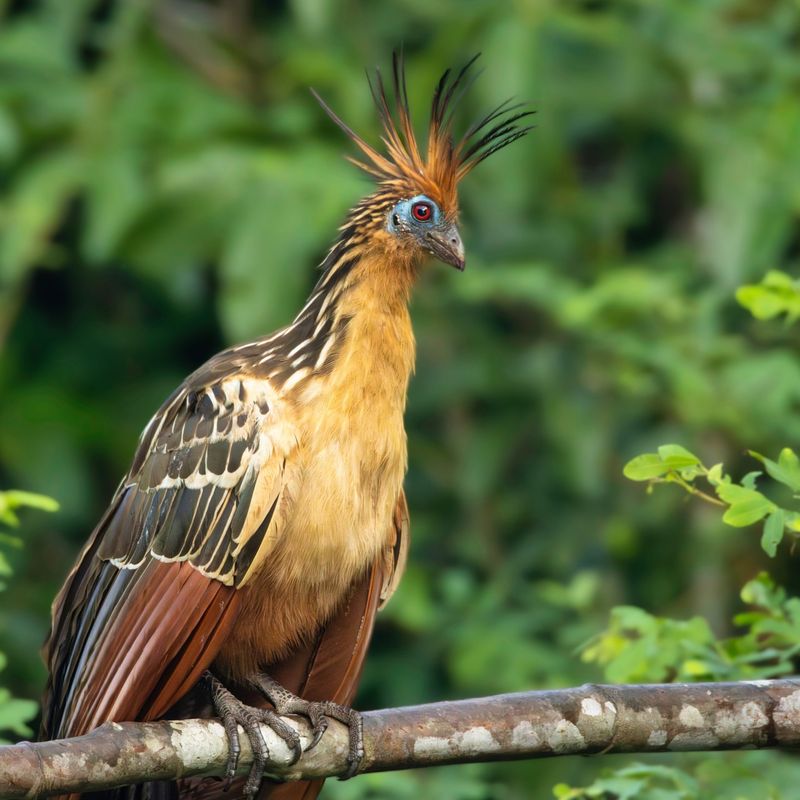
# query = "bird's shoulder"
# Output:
<box><xmin>133</xmin><ymin>344</ymin><xmax>298</xmax><ymax>474</ymax></box>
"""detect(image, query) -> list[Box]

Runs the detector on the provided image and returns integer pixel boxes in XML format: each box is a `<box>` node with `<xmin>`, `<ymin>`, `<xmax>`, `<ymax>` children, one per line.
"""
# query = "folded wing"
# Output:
<box><xmin>41</xmin><ymin>371</ymin><xmax>297</xmax><ymax>741</ymax></box>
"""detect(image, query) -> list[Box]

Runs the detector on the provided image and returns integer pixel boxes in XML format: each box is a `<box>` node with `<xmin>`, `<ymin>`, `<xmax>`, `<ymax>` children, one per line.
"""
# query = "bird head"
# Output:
<box><xmin>385</xmin><ymin>193</ymin><xmax>465</xmax><ymax>271</ymax></box>
<box><xmin>313</xmin><ymin>53</ymin><xmax>534</xmax><ymax>273</ymax></box>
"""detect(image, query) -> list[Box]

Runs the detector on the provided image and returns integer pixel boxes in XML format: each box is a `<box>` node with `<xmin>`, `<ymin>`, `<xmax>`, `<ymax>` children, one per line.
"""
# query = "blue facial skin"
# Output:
<box><xmin>386</xmin><ymin>194</ymin><xmax>466</xmax><ymax>270</ymax></box>
<box><xmin>387</xmin><ymin>195</ymin><xmax>443</xmax><ymax>233</ymax></box>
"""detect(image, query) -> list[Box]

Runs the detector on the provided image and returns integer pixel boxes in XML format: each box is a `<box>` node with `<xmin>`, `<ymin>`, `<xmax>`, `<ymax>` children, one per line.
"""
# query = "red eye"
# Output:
<box><xmin>411</xmin><ymin>202</ymin><xmax>433</xmax><ymax>222</ymax></box>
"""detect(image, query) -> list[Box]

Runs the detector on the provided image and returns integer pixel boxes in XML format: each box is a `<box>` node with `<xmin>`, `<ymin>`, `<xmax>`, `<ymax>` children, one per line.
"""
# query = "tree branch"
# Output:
<box><xmin>3</xmin><ymin>680</ymin><xmax>800</xmax><ymax>798</ymax></box>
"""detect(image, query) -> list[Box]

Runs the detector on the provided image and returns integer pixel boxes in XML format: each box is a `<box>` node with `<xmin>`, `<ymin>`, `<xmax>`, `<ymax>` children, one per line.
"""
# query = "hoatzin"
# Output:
<box><xmin>40</xmin><ymin>54</ymin><xmax>532</xmax><ymax>799</ymax></box>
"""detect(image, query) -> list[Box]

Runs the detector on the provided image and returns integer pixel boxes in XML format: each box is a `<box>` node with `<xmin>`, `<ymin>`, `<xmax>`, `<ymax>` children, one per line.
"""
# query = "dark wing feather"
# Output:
<box><xmin>41</xmin><ymin>371</ymin><xmax>295</xmax><ymax>744</ymax></box>
<box><xmin>101</xmin><ymin>376</ymin><xmax>291</xmax><ymax>586</ymax></box>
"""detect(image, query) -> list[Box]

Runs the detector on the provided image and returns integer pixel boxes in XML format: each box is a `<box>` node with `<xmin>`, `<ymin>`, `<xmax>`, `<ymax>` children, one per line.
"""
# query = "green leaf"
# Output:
<box><xmin>749</xmin><ymin>448</ymin><xmax>800</xmax><ymax>492</ymax></box>
<box><xmin>0</xmin><ymin>507</ymin><xmax>18</xmax><ymax>527</ymax></box>
<box><xmin>623</xmin><ymin>453</ymin><xmax>667</xmax><ymax>481</ymax></box>
<box><xmin>741</xmin><ymin>470</ymin><xmax>762</xmax><ymax>490</ymax></box>
<box><xmin>716</xmin><ymin>483</ymin><xmax>776</xmax><ymax>527</ymax></box>
<box><xmin>656</xmin><ymin>444</ymin><xmax>700</xmax><ymax>470</ymax></box>
<box><xmin>0</xmin><ymin>490</ymin><xmax>60</xmax><ymax>513</ymax></box>
<box><xmin>683</xmin><ymin>658</ymin><xmax>712</xmax><ymax>677</ymax></box>
<box><xmin>740</xmin><ymin>573</ymin><xmax>783</xmax><ymax>608</ymax></box>
<box><xmin>679</xmin><ymin>466</ymin><xmax>704</xmax><ymax>482</ymax></box>
<box><xmin>552</xmin><ymin>784</ymin><xmax>578</xmax><ymax>800</ymax></box>
<box><xmin>722</xmin><ymin>497</ymin><xmax>776</xmax><ymax>527</ymax></box>
<box><xmin>736</xmin><ymin>270</ymin><xmax>800</xmax><ymax>322</ymax></box>
<box><xmin>0</xmin><ymin>490</ymin><xmax>58</xmax><ymax>537</ymax></box>
<box><xmin>0</xmin><ymin>690</ymin><xmax>38</xmax><ymax>738</ymax></box>
<box><xmin>777</xmin><ymin>448</ymin><xmax>800</xmax><ymax>486</ymax></box>
<box><xmin>784</xmin><ymin>511</ymin><xmax>800</xmax><ymax>531</ymax></box>
<box><xmin>761</xmin><ymin>510</ymin><xmax>785</xmax><ymax>558</ymax></box>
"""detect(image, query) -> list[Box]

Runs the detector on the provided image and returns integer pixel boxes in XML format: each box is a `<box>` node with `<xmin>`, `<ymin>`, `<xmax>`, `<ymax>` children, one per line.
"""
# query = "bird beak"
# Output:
<box><xmin>424</xmin><ymin>225</ymin><xmax>465</xmax><ymax>271</ymax></box>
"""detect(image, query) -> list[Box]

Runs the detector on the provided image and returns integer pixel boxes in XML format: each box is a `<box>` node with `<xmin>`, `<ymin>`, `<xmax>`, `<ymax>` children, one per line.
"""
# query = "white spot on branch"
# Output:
<box><xmin>581</xmin><ymin>698</ymin><xmax>602</xmax><ymax>716</ymax></box>
<box><xmin>714</xmin><ymin>701</ymin><xmax>768</xmax><ymax>744</ymax></box>
<box><xmin>413</xmin><ymin>727</ymin><xmax>500</xmax><ymax>759</ymax></box>
<box><xmin>169</xmin><ymin>720</ymin><xmax>228</xmax><ymax>770</ymax></box>
<box><xmin>413</xmin><ymin>736</ymin><xmax>452</xmax><ymax>759</ymax></box>
<box><xmin>679</xmin><ymin>704</ymin><xmax>704</xmax><ymax>728</ymax></box>
<box><xmin>454</xmin><ymin>727</ymin><xmax>500</xmax><ymax>755</ymax></box>
<box><xmin>647</xmin><ymin>730</ymin><xmax>667</xmax><ymax>746</ymax></box>
<box><xmin>542</xmin><ymin>719</ymin><xmax>585</xmax><ymax>752</ymax></box>
<box><xmin>511</xmin><ymin>721</ymin><xmax>542</xmax><ymax>749</ymax></box>
<box><xmin>775</xmin><ymin>690</ymin><xmax>800</xmax><ymax>721</ymax></box>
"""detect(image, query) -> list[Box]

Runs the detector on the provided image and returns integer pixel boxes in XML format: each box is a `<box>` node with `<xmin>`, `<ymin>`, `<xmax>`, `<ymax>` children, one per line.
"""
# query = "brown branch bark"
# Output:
<box><xmin>3</xmin><ymin>680</ymin><xmax>800</xmax><ymax>798</ymax></box>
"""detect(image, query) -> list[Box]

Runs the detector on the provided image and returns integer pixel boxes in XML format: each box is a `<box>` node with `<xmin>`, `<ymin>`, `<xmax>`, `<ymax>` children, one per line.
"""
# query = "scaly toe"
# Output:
<box><xmin>341</xmin><ymin>709</ymin><xmax>364</xmax><ymax>780</ymax></box>
<box><xmin>244</xmin><ymin>770</ymin><xmax>264</xmax><ymax>799</ymax></box>
<box><xmin>252</xmin><ymin>673</ymin><xmax>364</xmax><ymax>777</ymax></box>
<box><xmin>257</xmin><ymin>708</ymin><xmax>303</xmax><ymax>764</ymax></box>
<box><xmin>307</xmin><ymin>709</ymin><xmax>328</xmax><ymax>751</ymax></box>
<box><xmin>206</xmin><ymin>672</ymin><xmax>272</xmax><ymax>796</ymax></box>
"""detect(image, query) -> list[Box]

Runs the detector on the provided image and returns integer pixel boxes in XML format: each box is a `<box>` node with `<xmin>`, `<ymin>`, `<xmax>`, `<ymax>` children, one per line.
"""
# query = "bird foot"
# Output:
<box><xmin>205</xmin><ymin>671</ymin><xmax>303</xmax><ymax>798</ymax></box>
<box><xmin>251</xmin><ymin>673</ymin><xmax>364</xmax><ymax>780</ymax></box>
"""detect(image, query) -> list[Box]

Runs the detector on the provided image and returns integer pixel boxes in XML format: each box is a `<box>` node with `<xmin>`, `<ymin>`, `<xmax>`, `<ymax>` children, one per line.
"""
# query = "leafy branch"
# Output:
<box><xmin>607</xmin><ymin>440</ymin><xmax>800</xmax><ymax>682</ymax></box>
<box><xmin>582</xmin><ymin>572</ymin><xmax>800</xmax><ymax>684</ymax></box>
<box><xmin>623</xmin><ymin>444</ymin><xmax>800</xmax><ymax>557</ymax></box>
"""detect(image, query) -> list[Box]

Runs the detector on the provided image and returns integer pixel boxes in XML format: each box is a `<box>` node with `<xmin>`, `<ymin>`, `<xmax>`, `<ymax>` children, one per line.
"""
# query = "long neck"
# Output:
<box><xmin>256</xmin><ymin>199</ymin><xmax>418</xmax><ymax>394</ymax></box>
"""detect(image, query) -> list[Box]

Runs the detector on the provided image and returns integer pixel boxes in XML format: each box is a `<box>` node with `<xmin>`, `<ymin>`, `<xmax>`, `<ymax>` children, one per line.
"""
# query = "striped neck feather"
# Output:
<box><xmin>254</xmin><ymin>193</ymin><xmax>417</xmax><ymax>387</ymax></box>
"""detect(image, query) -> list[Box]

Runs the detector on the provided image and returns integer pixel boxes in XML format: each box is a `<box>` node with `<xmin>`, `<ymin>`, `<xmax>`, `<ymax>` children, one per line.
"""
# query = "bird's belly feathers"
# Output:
<box><xmin>290</xmin><ymin>415</ymin><xmax>407</xmax><ymax>578</ymax></box>
<box><xmin>216</xmin><ymin>405</ymin><xmax>407</xmax><ymax>679</ymax></box>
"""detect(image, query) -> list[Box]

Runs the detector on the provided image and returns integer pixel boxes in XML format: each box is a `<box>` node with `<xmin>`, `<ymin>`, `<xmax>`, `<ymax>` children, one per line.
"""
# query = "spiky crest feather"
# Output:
<box><xmin>312</xmin><ymin>52</ymin><xmax>534</xmax><ymax>217</ymax></box>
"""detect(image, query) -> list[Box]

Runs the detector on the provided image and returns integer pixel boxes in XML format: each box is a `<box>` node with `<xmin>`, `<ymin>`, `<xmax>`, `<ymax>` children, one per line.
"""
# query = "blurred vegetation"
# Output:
<box><xmin>2</xmin><ymin>0</ymin><xmax>800</xmax><ymax>797</ymax></box>
<box><xmin>0</xmin><ymin>489</ymin><xmax>57</xmax><ymax>743</ymax></box>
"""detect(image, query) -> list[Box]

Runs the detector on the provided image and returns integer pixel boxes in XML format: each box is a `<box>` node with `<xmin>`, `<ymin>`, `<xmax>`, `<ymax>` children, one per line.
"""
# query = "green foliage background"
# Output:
<box><xmin>2</xmin><ymin>1</ymin><xmax>800</xmax><ymax>797</ymax></box>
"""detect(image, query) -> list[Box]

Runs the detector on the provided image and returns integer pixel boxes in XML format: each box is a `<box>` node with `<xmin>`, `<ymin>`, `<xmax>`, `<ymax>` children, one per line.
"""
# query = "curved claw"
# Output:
<box><xmin>340</xmin><ymin>755</ymin><xmax>361</xmax><ymax>781</ymax></box>
<box><xmin>307</xmin><ymin>713</ymin><xmax>328</xmax><ymax>751</ymax></box>
<box><xmin>285</xmin><ymin>736</ymin><xmax>303</xmax><ymax>766</ymax></box>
